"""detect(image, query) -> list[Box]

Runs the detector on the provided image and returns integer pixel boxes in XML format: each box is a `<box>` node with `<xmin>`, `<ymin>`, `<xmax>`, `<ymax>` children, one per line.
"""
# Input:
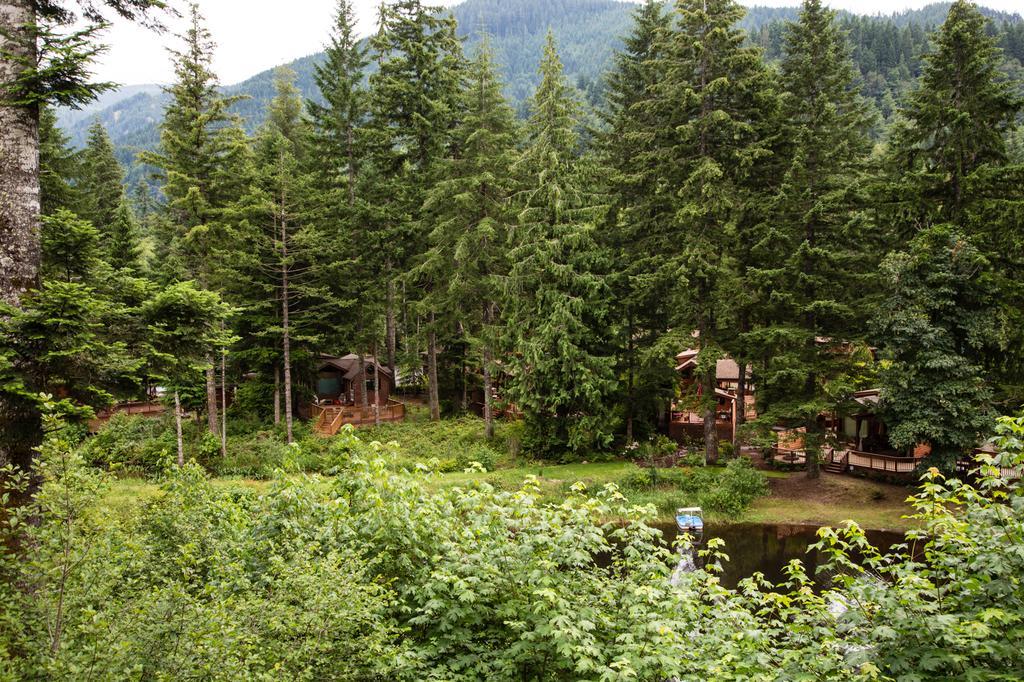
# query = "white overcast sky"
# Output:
<box><xmin>89</xmin><ymin>0</ymin><xmax>1024</xmax><ymax>86</ymax></box>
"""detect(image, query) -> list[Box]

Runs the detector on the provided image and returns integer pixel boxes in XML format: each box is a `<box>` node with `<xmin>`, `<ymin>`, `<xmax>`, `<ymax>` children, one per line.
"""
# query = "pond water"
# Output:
<box><xmin>652</xmin><ymin>522</ymin><xmax>906</xmax><ymax>590</ymax></box>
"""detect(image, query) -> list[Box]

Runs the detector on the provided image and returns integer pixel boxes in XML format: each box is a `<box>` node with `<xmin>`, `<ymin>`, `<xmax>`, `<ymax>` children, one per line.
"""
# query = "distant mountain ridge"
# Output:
<box><xmin>57</xmin><ymin>0</ymin><xmax>1023</xmax><ymax>172</ymax></box>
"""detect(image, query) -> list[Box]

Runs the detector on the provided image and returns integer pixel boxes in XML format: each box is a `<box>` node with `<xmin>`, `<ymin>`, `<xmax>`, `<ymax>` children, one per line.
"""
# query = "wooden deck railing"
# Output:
<box><xmin>89</xmin><ymin>400</ymin><xmax>166</xmax><ymax>432</ymax></box>
<box><xmin>827</xmin><ymin>448</ymin><xmax>922</xmax><ymax>474</ymax></box>
<box><xmin>312</xmin><ymin>400</ymin><xmax>406</xmax><ymax>436</ymax></box>
<box><xmin>956</xmin><ymin>457</ymin><xmax>1023</xmax><ymax>481</ymax></box>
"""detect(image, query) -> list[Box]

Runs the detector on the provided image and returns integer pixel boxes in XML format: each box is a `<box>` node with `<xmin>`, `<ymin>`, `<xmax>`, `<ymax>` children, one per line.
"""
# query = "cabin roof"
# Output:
<box><xmin>674</xmin><ymin>350</ymin><xmax>744</xmax><ymax>381</ymax></box>
<box><xmin>318</xmin><ymin>354</ymin><xmax>393</xmax><ymax>381</ymax></box>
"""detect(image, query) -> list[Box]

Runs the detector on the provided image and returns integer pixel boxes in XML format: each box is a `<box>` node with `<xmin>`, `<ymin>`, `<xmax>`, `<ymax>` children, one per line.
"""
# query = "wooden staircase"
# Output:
<box><xmin>312</xmin><ymin>401</ymin><xmax>406</xmax><ymax>436</ymax></box>
<box><xmin>823</xmin><ymin>448</ymin><xmax>849</xmax><ymax>475</ymax></box>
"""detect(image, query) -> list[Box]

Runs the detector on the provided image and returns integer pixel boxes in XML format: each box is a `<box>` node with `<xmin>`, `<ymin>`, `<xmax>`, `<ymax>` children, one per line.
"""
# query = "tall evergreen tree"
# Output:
<box><xmin>367</xmin><ymin>0</ymin><xmax>465</xmax><ymax>413</ymax></box>
<box><xmin>885</xmin><ymin>0</ymin><xmax>1021</xmax><ymax>228</ymax></box>
<box><xmin>143</xmin><ymin>2</ymin><xmax>247</xmax><ymax>437</ymax></box>
<box><xmin>77</xmin><ymin>120</ymin><xmax>124</xmax><ymax>235</ymax></box>
<box><xmin>752</xmin><ymin>0</ymin><xmax>874</xmax><ymax>478</ymax></box>
<box><xmin>418</xmin><ymin>40</ymin><xmax>519</xmax><ymax>439</ymax></box>
<box><xmin>106</xmin><ymin>197</ymin><xmax>142</xmax><ymax>272</ymax></box>
<box><xmin>880</xmin><ymin>0</ymin><xmax>1024</xmax><ymax>411</ymax></box>
<box><xmin>506</xmin><ymin>33</ymin><xmax>615</xmax><ymax>458</ymax></box>
<box><xmin>308</xmin><ymin>0</ymin><xmax>367</xmax><ymax>208</ymax></box>
<box><xmin>597</xmin><ymin>0</ymin><xmax>676</xmax><ymax>443</ymax></box>
<box><xmin>306</xmin><ymin>0</ymin><xmax>378</xmax><ymax>399</ymax></box>
<box><xmin>650</xmin><ymin>0</ymin><xmax>776</xmax><ymax>463</ymax></box>
<box><xmin>1</xmin><ymin>0</ymin><xmax>163</xmax><ymax>473</ymax></box>
<box><xmin>38</xmin><ymin>106</ymin><xmax>80</xmax><ymax>216</ymax></box>
<box><xmin>229</xmin><ymin>69</ymin><xmax>322</xmax><ymax>443</ymax></box>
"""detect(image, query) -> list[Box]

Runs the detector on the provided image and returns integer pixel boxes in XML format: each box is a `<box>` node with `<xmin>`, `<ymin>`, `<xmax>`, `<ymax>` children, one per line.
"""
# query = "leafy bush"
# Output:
<box><xmin>619</xmin><ymin>457</ymin><xmax>768</xmax><ymax>516</ymax></box>
<box><xmin>83</xmin><ymin>414</ymin><xmax>218</xmax><ymax>474</ymax></box>
<box><xmin>6</xmin><ymin>409</ymin><xmax>1024</xmax><ymax>680</ymax></box>
<box><xmin>80</xmin><ymin>412</ymin><xmax>168</xmax><ymax>473</ymax></box>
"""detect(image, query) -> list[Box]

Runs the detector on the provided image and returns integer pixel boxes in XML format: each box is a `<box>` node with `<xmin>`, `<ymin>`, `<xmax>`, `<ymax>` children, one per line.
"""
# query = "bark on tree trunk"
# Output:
<box><xmin>0</xmin><ymin>0</ymin><xmax>40</xmax><ymax>309</ymax></box>
<box><xmin>205</xmin><ymin>363</ymin><xmax>218</xmax><ymax>436</ymax></box>
<box><xmin>220</xmin><ymin>349</ymin><xmax>227</xmax><ymax>458</ymax></box>
<box><xmin>0</xmin><ymin>1</ymin><xmax>42</xmax><ymax>474</ymax></box>
<box><xmin>386</xmin><ymin>279</ymin><xmax>397</xmax><ymax>379</ymax></box>
<box><xmin>806</xmin><ymin>424</ymin><xmax>821</xmax><ymax>479</ymax></box>
<box><xmin>427</xmin><ymin>319</ymin><xmax>440</xmax><ymax>422</ymax></box>
<box><xmin>483</xmin><ymin>345</ymin><xmax>494</xmax><ymax>440</ymax></box>
<box><xmin>359</xmin><ymin>354</ymin><xmax>368</xmax><ymax>413</ymax></box>
<box><xmin>698</xmin><ymin>318</ymin><xmax>719</xmax><ymax>465</ymax></box>
<box><xmin>174</xmin><ymin>390</ymin><xmax>184</xmax><ymax>466</ymax></box>
<box><xmin>373</xmin><ymin>345</ymin><xmax>381</xmax><ymax>427</ymax></box>
<box><xmin>461</xmin><ymin>357</ymin><xmax>468</xmax><ymax>413</ymax></box>
<box><xmin>273</xmin><ymin>365</ymin><xmax>281</xmax><ymax>425</ymax></box>
<box><xmin>735</xmin><ymin>361</ymin><xmax>747</xmax><ymax>448</ymax></box>
<box><xmin>280</xmin><ymin>189</ymin><xmax>292</xmax><ymax>440</ymax></box>
<box><xmin>625</xmin><ymin>310</ymin><xmax>635</xmax><ymax>443</ymax></box>
<box><xmin>702</xmin><ymin>372</ymin><xmax>718</xmax><ymax>465</ymax></box>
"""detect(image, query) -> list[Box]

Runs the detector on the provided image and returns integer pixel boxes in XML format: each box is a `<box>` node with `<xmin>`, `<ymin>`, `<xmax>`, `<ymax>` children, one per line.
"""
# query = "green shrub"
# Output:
<box><xmin>618</xmin><ymin>458</ymin><xmax>768</xmax><ymax>516</ymax></box>
<box><xmin>81</xmin><ymin>413</ymin><xmax>168</xmax><ymax>474</ymax></box>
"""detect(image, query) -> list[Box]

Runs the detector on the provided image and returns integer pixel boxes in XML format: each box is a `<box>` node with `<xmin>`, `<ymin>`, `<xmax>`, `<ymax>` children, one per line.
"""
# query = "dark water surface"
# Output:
<box><xmin>652</xmin><ymin>522</ymin><xmax>906</xmax><ymax>590</ymax></box>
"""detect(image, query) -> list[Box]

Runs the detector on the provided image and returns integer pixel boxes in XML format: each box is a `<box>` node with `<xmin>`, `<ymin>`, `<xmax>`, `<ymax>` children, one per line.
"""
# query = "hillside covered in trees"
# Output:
<box><xmin>59</xmin><ymin>0</ymin><xmax>1024</xmax><ymax>164</ymax></box>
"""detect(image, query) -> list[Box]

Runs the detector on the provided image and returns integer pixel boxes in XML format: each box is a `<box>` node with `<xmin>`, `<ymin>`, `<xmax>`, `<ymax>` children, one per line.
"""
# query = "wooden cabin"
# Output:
<box><xmin>311</xmin><ymin>354</ymin><xmax>405</xmax><ymax>435</ymax></box>
<box><xmin>315</xmin><ymin>354</ymin><xmax>393</xmax><ymax>406</ymax></box>
<box><xmin>670</xmin><ymin>349</ymin><xmax>756</xmax><ymax>444</ymax></box>
<box><xmin>772</xmin><ymin>389</ymin><xmax>932</xmax><ymax>476</ymax></box>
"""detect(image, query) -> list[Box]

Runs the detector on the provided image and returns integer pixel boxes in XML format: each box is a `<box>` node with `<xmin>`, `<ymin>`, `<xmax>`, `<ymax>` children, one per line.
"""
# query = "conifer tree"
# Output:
<box><xmin>650</xmin><ymin>0</ymin><xmax>776</xmax><ymax>463</ymax></box>
<box><xmin>306</xmin><ymin>0</ymin><xmax>379</xmax><ymax>394</ymax></box>
<box><xmin>78</xmin><ymin>120</ymin><xmax>124</xmax><ymax>236</ymax></box>
<box><xmin>143</xmin><ymin>2</ymin><xmax>247</xmax><ymax>437</ymax></box>
<box><xmin>106</xmin><ymin>197</ymin><xmax>142</xmax><ymax>272</ymax></box>
<box><xmin>38</xmin><ymin>106</ymin><xmax>81</xmax><ymax>216</ymax></box>
<box><xmin>229</xmin><ymin>69</ymin><xmax>321</xmax><ymax>443</ymax></box>
<box><xmin>886</xmin><ymin>0</ymin><xmax>1021</xmax><ymax>227</ymax></box>
<box><xmin>597</xmin><ymin>0</ymin><xmax>675</xmax><ymax>442</ymax></box>
<box><xmin>418</xmin><ymin>40</ymin><xmax>518</xmax><ymax>439</ymax></box>
<box><xmin>308</xmin><ymin>0</ymin><xmax>367</xmax><ymax>208</ymax></box>
<box><xmin>753</xmin><ymin>0</ymin><xmax>874</xmax><ymax>478</ymax></box>
<box><xmin>367</xmin><ymin>0</ymin><xmax>465</xmax><ymax>405</ymax></box>
<box><xmin>506</xmin><ymin>33</ymin><xmax>616</xmax><ymax>458</ymax></box>
<box><xmin>141</xmin><ymin>282</ymin><xmax>231</xmax><ymax>465</ymax></box>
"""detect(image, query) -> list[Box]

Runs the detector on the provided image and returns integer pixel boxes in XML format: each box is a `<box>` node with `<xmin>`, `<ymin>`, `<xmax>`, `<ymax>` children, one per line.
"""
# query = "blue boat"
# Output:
<box><xmin>675</xmin><ymin>506</ymin><xmax>704</xmax><ymax>544</ymax></box>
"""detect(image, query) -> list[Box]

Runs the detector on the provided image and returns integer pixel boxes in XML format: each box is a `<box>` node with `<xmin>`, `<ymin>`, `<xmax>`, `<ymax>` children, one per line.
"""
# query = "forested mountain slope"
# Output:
<box><xmin>59</xmin><ymin>0</ymin><xmax>1023</xmax><ymax>169</ymax></box>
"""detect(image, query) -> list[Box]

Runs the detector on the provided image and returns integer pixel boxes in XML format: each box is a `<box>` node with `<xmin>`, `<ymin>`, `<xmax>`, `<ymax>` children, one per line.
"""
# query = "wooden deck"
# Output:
<box><xmin>825</xmin><ymin>448</ymin><xmax>924</xmax><ymax>475</ymax></box>
<box><xmin>89</xmin><ymin>400</ymin><xmax>166</xmax><ymax>432</ymax></box>
<box><xmin>312</xmin><ymin>400</ymin><xmax>406</xmax><ymax>436</ymax></box>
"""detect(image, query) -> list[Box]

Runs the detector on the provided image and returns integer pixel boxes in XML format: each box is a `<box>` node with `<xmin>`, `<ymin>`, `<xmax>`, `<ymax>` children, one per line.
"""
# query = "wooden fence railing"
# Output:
<box><xmin>312</xmin><ymin>400</ymin><xmax>406</xmax><ymax>436</ymax></box>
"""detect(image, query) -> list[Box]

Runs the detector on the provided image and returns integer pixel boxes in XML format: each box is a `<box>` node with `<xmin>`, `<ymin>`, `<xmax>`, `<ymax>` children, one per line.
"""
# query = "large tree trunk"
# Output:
<box><xmin>625</xmin><ymin>309</ymin><xmax>635</xmax><ymax>443</ymax></box>
<box><xmin>205</xmin><ymin>363</ymin><xmax>218</xmax><ymax>436</ymax></box>
<box><xmin>735</xmin><ymin>361</ymin><xmax>748</xmax><ymax>448</ymax></box>
<box><xmin>220</xmin><ymin>349</ymin><xmax>227</xmax><ymax>458</ymax></box>
<box><xmin>0</xmin><ymin>0</ymin><xmax>40</xmax><ymax>309</ymax></box>
<box><xmin>386</xmin><ymin>279</ymin><xmax>397</xmax><ymax>378</ymax></box>
<box><xmin>0</xmin><ymin>1</ymin><xmax>41</xmax><ymax>474</ymax></box>
<box><xmin>483</xmin><ymin>345</ymin><xmax>494</xmax><ymax>440</ymax></box>
<box><xmin>373</xmin><ymin>343</ymin><xmax>381</xmax><ymax>427</ymax></box>
<box><xmin>174</xmin><ymin>390</ymin><xmax>184</xmax><ymax>466</ymax></box>
<box><xmin>427</xmin><ymin>317</ymin><xmax>440</xmax><ymax>422</ymax></box>
<box><xmin>280</xmin><ymin>197</ymin><xmax>294</xmax><ymax>444</ymax></box>
<box><xmin>699</xmin><ymin>319</ymin><xmax>718</xmax><ymax>465</ymax></box>
<box><xmin>359</xmin><ymin>353</ymin><xmax>368</xmax><ymax>413</ymax></box>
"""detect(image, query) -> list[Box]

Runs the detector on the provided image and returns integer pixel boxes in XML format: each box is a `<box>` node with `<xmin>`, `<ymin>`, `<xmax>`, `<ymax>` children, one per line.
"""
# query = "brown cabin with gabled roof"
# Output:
<box><xmin>670</xmin><ymin>348</ymin><xmax>756</xmax><ymax>444</ymax></box>
<box><xmin>315</xmin><ymin>354</ymin><xmax>393</xmax><ymax>406</ymax></box>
